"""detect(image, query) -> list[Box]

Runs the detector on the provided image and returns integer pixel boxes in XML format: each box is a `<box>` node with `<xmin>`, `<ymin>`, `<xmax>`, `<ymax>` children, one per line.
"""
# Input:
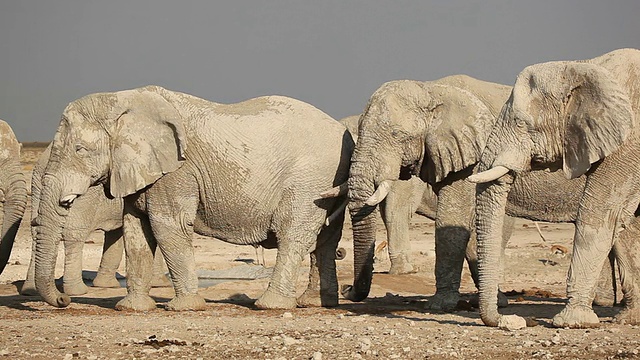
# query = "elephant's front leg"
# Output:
<box><xmin>92</xmin><ymin>229</ymin><xmax>124</xmax><ymax>289</ymax></box>
<box><xmin>428</xmin><ymin>180</ymin><xmax>474</xmax><ymax>311</ymax></box>
<box><xmin>62</xmin><ymin>239</ymin><xmax>90</xmax><ymax>295</ymax></box>
<box><xmin>114</xmin><ymin>204</ymin><xmax>158</xmax><ymax>312</ymax></box>
<box><xmin>380</xmin><ymin>180</ymin><xmax>419</xmax><ymax>275</ymax></box>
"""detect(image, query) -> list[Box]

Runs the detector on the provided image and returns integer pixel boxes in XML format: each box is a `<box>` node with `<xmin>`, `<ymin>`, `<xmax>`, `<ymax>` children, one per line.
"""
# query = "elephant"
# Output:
<box><xmin>469</xmin><ymin>48</ymin><xmax>640</xmax><ymax>328</ymax></box>
<box><xmin>21</xmin><ymin>144</ymin><xmax>170</xmax><ymax>296</ymax></box>
<box><xmin>22</xmin><ymin>144</ymin><xmax>125</xmax><ymax>296</ymax></box>
<box><xmin>342</xmin><ymin>74</ymin><xmax>616</xmax><ymax>312</ymax></box>
<box><xmin>34</xmin><ymin>85</ymin><xmax>353</xmax><ymax>311</ymax></box>
<box><xmin>0</xmin><ymin>120</ymin><xmax>27</xmax><ymax>276</ymax></box>
<box><xmin>339</xmin><ymin>114</ymin><xmax>437</xmax><ymax>275</ymax></box>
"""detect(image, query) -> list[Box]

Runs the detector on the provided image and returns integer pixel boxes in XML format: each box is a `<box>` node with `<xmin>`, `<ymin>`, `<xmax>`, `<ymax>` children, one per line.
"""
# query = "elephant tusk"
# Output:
<box><xmin>467</xmin><ymin>166</ymin><xmax>510</xmax><ymax>184</ymax></box>
<box><xmin>59</xmin><ymin>194</ymin><xmax>78</xmax><ymax>207</ymax></box>
<box><xmin>365</xmin><ymin>180</ymin><xmax>392</xmax><ymax>206</ymax></box>
<box><xmin>325</xmin><ymin>198</ymin><xmax>349</xmax><ymax>226</ymax></box>
<box><xmin>319</xmin><ymin>182</ymin><xmax>348</xmax><ymax>198</ymax></box>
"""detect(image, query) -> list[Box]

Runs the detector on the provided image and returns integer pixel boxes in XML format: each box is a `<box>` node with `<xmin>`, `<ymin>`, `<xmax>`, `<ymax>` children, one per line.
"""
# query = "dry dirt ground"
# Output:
<box><xmin>1</xmin><ymin>144</ymin><xmax>639</xmax><ymax>360</ymax></box>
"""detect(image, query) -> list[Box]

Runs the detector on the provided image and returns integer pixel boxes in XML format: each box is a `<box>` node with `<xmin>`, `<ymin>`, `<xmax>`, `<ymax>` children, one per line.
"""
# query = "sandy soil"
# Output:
<box><xmin>1</xmin><ymin>144</ymin><xmax>639</xmax><ymax>360</ymax></box>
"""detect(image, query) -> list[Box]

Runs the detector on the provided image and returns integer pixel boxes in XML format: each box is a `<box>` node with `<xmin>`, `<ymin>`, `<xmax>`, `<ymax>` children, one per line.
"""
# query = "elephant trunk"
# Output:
<box><xmin>0</xmin><ymin>166</ymin><xmax>27</xmax><ymax>275</ymax></box>
<box><xmin>34</xmin><ymin>174</ymin><xmax>71</xmax><ymax>308</ymax></box>
<box><xmin>343</xmin><ymin>145</ymin><xmax>386</xmax><ymax>301</ymax></box>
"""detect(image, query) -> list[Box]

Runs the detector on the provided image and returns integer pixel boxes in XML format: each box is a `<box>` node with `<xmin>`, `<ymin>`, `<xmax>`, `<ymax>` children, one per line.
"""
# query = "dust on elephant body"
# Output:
<box><xmin>0</xmin><ymin>120</ymin><xmax>27</xmax><ymax>277</ymax></box>
<box><xmin>471</xmin><ymin>48</ymin><xmax>640</xmax><ymax>328</ymax></box>
<box><xmin>34</xmin><ymin>85</ymin><xmax>353</xmax><ymax>311</ymax></box>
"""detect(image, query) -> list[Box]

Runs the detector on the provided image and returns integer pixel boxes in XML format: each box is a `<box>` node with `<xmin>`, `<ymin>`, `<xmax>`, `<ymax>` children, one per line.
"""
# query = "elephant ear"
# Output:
<box><xmin>421</xmin><ymin>84</ymin><xmax>496</xmax><ymax>184</ymax></box>
<box><xmin>0</xmin><ymin>120</ymin><xmax>21</xmax><ymax>161</ymax></box>
<box><xmin>109</xmin><ymin>88</ymin><xmax>187</xmax><ymax>197</ymax></box>
<box><xmin>561</xmin><ymin>63</ymin><xmax>635</xmax><ymax>179</ymax></box>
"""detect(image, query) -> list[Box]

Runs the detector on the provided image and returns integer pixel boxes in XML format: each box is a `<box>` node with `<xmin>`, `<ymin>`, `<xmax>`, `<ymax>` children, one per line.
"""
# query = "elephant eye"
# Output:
<box><xmin>75</xmin><ymin>144</ymin><xmax>89</xmax><ymax>156</ymax></box>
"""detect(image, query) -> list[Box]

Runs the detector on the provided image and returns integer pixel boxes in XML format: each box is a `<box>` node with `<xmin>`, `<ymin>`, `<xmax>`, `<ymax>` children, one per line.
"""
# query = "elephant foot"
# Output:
<box><xmin>255</xmin><ymin>289</ymin><xmax>297</xmax><ymax>309</ymax></box>
<box><xmin>20</xmin><ymin>280</ymin><xmax>38</xmax><ymax>296</ymax></box>
<box><xmin>297</xmin><ymin>289</ymin><xmax>338</xmax><ymax>308</ymax></box>
<box><xmin>469</xmin><ymin>291</ymin><xmax>509</xmax><ymax>308</ymax></box>
<box><xmin>552</xmin><ymin>305</ymin><xmax>599</xmax><ymax>328</ymax></box>
<box><xmin>427</xmin><ymin>292</ymin><xmax>461</xmax><ymax>311</ymax></box>
<box><xmin>388</xmin><ymin>261</ymin><xmax>415</xmax><ymax>275</ymax></box>
<box><xmin>115</xmin><ymin>293</ymin><xmax>157</xmax><ymax>312</ymax></box>
<box><xmin>150</xmin><ymin>273</ymin><xmax>173</xmax><ymax>288</ymax></box>
<box><xmin>593</xmin><ymin>291</ymin><xmax>615</xmax><ymax>307</ymax></box>
<box><xmin>614</xmin><ymin>307</ymin><xmax>640</xmax><ymax>325</ymax></box>
<box><xmin>341</xmin><ymin>284</ymin><xmax>368</xmax><ymax>302</ymax></box>
<box><xmin>92</xmin><ymin>273</ymin><xmax>121</xmax><ymax>288</ymax></box>
<box><xmin>165</xmin><ymin>294</ymin><xmax>206</xmax><ymax>311</ymax></box>
<box><xmin>388</xmin><ymin>254</ymin><xmax>415</xmax><ymax>275</ymax></box>
<box><xmin>63</xmin><ymin>280</ymin><xmax>89</xmax><ymax>296</ymax></box>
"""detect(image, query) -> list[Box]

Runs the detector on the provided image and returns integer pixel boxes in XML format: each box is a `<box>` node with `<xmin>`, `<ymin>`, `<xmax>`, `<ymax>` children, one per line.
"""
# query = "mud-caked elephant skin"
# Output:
<box><xmin>33</xmin><ymin>86</ymin><xmax>353</xmax><ymax>311</ymax></box>
<box><xmin>22</xmin><ymin>144</ymin><xmax>170</xmax><ymax>297</ymax></box>
<box><xmin>470</xmin><ymin>48</ymin><xmax>640</xmax><ymax>328</ymax></box>
<box><xmin>0</xmin><ymin>120</ymin><xmax>27</xmax><ymax>276</ymax></box>
<box><xmin>341</xmin><ymin>74</ymin><xmax>614</xmax><ymax>313</ymax></box>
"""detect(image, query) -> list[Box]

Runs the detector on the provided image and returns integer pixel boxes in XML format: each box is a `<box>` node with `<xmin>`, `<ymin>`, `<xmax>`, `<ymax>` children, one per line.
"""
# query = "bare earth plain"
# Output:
<box><xmin>0</xmin><ymin>143</ymin><xmax>639</xmax><ymax>360</ymax></box>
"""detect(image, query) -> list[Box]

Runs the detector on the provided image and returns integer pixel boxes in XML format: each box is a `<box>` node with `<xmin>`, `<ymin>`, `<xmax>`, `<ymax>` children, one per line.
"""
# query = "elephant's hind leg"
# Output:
<box><xmin>298</xmin><ymin>211</ymin><xmax>343</xmax><ymax>308</ymax></box>
<box><xmin>612</xmin><ymin>217</ymin><xmax>640</xmax><ymax>325</ymax></box>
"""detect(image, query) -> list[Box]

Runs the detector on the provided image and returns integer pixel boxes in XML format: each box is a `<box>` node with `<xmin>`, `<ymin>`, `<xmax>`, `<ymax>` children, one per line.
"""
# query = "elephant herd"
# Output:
<box><xmin>0</xmin><ymin>48</ymin><xmax>639</xmax><ymax>329</ymax></box>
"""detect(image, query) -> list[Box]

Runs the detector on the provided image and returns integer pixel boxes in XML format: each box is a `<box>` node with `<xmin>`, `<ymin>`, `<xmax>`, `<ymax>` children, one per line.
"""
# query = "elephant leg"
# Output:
<box><xmin>298</xmin><ymin>210</ymin><xmax>343</xmax><ymax>308</ymax></box>
<box><xmin>114</xmin><ymin>206</ymin><xmax>157</xmax><ymax>312</ymax></box>
<box><xmin>380</xmin><ymin>180</ymin><xmax>418</xmax><ymax>275</ymax></box>
<box><xmin>20</xmin><ymin>238</ymin><xmax>38</xmax><ymax>296</ymax></box>
<box><xmin>150</xmin><ymin>250</ymin><xmax>172</xmax><ymax>288</ymax></box>
<box><xmin>429</xmin><ymin>180</ymin><xmax>474</xmax><ymax>311</ymax></box>
<box><xmin>63</xmin><ymin>239</ymin><xmax>89</xmax><ymax>296</ymax></box>
<box><xmin>92</xmin><ymin>229</ymin><xmax>124</xmax><ymax>289</ymax></box>
<box><xmin>256</xmin><ymin>228</ymin><xmax>313</xmax><ymax>310</ymax></box>
<box><xmin>467</xmin><ymin>216</ymin><xmax>514</xmax><ymax>308</ymax></box>
<box><xmin>592</xmin><ymin>251</ymin><xmax>617</xmax><ymax>307</ymax></box>
<box><xmin>612</xmin><ymin>217</ymin><xmax>640</xmax><ymax>325</ymax></box>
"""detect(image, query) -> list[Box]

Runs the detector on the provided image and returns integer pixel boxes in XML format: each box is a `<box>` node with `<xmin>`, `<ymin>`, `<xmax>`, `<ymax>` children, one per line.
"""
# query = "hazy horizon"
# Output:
<box><xmin>1</xmin><ymin>1</ymin><xmax>639</xmax><ymax>141</ymax></box>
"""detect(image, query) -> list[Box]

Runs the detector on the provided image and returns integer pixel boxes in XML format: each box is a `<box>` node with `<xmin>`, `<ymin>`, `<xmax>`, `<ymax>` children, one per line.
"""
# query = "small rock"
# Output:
<box><xmin>336</xmin><ymin>314</ymin><xmax>344</xmax><ymax>319</ymax></box>
<box><xmin>0</xmin><ymin>349</ymin><xmax>8</xmax><ymax>356</ymax></box>
<box><xmin>311</xmin><ymin>351</ymin><xmax>322</xmax><ymax>360</ymax></box>
<box><xmin>498</xmin><ymin>315</ymin><xmax>527</xmax><ymax>330</ymax></box>
<box><xmin>359</xmin><ymin>337</ymin><xmax>372</xmax><ymax>352</ymax></box>
<box><xmin>282</xmin><ymin>336</ymin><xmax>297</xmax><ymax>346</ymax></box>
<box><xmin>282</xmin><ymin>312</ymin><xmax>293</xmax><ymax>319</ymax></box>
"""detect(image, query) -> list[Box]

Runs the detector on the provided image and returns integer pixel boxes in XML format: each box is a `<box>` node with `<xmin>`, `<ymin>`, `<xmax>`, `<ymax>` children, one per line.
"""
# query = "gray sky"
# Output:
<box><xmin>1</xmin><ymin>1</ymin><xmax>638</xmax><ymax>141</ymax></box>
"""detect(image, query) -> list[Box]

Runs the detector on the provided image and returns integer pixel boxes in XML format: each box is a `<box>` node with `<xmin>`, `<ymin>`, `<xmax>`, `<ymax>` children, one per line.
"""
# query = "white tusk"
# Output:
<box><xmin>467</xmin><ymin>166</ymin><xmax>510</xmax><ymax>183</ymax></box>
<box><xmin>59</xmin><ymin>194</ymin><xmax>78</xmax><ymax>206</ymax></box>
<box><xmin>365</xmin><ymin>180</ymin><xmax>392</xmax><ymax>206</ymax></box>
<box><xmin>319</xmin><ymin>182</ymin><xmax>348</xmax><ymax>198</ymax></box>
<box><xmin>325</xmin><ymin>198</ymin><xmax>349</xmax><ymax>226</ymax></box>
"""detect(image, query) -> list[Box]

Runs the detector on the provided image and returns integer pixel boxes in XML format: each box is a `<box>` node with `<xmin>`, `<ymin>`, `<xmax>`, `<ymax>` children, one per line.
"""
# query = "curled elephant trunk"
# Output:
<box><xmin>0</xmin><ymin>168</ymin><xmax>27</xmax><ymax>275</ymax></box>
<box><xmin>34</xmin><ymin>175</ymin><xmax>71</xmax><ymax>308</ymax></box>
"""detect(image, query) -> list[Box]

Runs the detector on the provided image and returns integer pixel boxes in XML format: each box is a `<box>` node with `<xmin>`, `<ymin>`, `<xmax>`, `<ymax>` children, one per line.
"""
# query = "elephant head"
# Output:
<box><xmin>0</xmin><ymin>120</ymin><xmax>27</xmax><ymax>275</ymax></box>
<box><xmin>469</xmin><ymin>49</ymin><xmax>639</xmax><ymax>327</ymax></box>
<box><xmin>344</xmin><ymin>76</ymin><xmax>506</xmax><ymax>301</ymax></box>
<box><xmin>34</xmin><ymin>86</ymin><xmax>187</xmax><ymax>307</ymax></box>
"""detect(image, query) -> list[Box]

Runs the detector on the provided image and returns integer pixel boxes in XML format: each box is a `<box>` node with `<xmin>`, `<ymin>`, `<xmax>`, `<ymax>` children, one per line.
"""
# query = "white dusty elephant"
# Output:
<box><xmin>469</xmin><ymin>48</ymin><xmax>640</xmax><ymax>328</ymax></box>
<box><xmin>339</xmin><ymin>115</ymin><xmax>438</xmax><ymax>275</ymax></box>
<box><xmin>34</xmin><ymin>86</ymin><xmax>353</xmax><ymax>311</ymax></box>
<box><xmin>342</xmin><ymin>75</ymin><xmax>616</xmax><ymax>312</ymax></box>
<box><xmin>22</xmin><ymin>144</ymin><xmax>170</xmax><ymax>296</ymax></box>
<box><xmin>0</xmin><ymin>120</ymin><xmax>27</xmax><ymax>276</ymax></box>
